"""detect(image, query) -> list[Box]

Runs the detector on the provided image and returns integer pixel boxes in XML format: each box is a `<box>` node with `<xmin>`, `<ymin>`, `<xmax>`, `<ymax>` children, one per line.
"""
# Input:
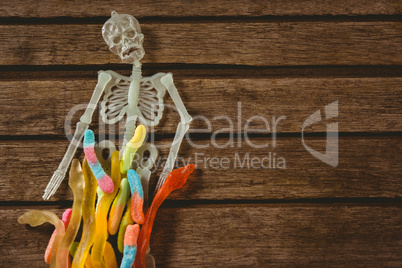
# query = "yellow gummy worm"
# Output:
<box><xmin>121</xmin><ymin>125</ymin><xmax>147</xmax><ymax>174</ymax></box>
<box><xmin>70</xmin><ymin>241</ymin><xmax>93</xmax><ymax>268</ymax></box>
<box><xmin>108</xmin><ymin>178</ymin><xmax>130</xmax><ymax>235</ymax></box>
<box><xmin>56</xmin><ymin>159</ymin><xmax>84</xmax><ymax>268</ymax></box>
<box><xmin>73</xmin><ymin>158</ymin><xmax>98</xmax><ymax>268</ymax></box>
<box><xmin>104</xmin><ymin>241</ymin><xmax>118</xmax><ymax>268</ymax></box>
<box><xmin>117</xmin><ymin>197</ymin><xmax>134</xmax><ymax>253</ymax></box>
<box><xmin>18</xmin><ymin>210</ymin><xmax>65</xmax><ymax>268</ymax></box>
<box><xmin>96</xmin><ymin>186</ymin><xmax>105</xmax><ymax>213</ymax></box>
<box><xmin>91</xmin><ymin>151</ymin><xmax>121</xmax><ymax>268</ymax></box>
<box><xmin>85</xmin><ymin>257</ymin><xmax>94</xmax><ymax>268</ymax></box>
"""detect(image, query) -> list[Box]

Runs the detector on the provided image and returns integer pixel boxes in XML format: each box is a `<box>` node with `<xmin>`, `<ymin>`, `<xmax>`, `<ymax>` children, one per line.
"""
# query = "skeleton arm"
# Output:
<box><xmin>42</xmin><ymin>72</ymin><xmax>112</xmax><ymax>200</ymax></box>
<box><xmin>154</xmin><ymin>73</ymin><xmax>192</xmax><ymax>192</ymax></box>
<box><xmin>80</xmin><ymin>72</ymin><xmax>113</xmax><ymax>124</ymax></box>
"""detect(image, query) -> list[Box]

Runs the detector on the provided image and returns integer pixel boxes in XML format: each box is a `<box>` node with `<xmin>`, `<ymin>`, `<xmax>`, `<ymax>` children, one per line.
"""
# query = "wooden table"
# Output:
<box><xmin>0</xmin><ymin>1</ymin><xmax>401</xmax><ymax>267</ymax></box>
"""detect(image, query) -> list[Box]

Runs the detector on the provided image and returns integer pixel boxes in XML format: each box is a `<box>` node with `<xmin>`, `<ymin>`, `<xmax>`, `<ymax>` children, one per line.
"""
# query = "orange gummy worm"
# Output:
<box><xmin>134</xmin><ymin>164</ymin><xmax>195</xmax><ymax>268</ymax></box>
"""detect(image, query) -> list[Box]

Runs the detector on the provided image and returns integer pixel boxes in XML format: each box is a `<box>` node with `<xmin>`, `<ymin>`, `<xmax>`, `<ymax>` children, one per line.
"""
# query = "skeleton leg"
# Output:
<box><xmin>155</xmin><ymin>73</ymin><xmax>192</xmax><ymax>192</ymax></box>
<box><xmin>155</xmin><ymin>122</ymin><xmax>190</xmax><ymax>192</ymax></box>
<box><xmin>161</xmin><ymin>73</ymin><xmax>192</xmax><ymax>124</ymax></box>
<box><xmin>43</xmin><ymin>72</ymin><xmax>112</xmax><ymax>200</ymax></box>
<box><xmin>134</xmin><ymin>143</ymin><xmax>158</xmax><ymax>211</ymax></box>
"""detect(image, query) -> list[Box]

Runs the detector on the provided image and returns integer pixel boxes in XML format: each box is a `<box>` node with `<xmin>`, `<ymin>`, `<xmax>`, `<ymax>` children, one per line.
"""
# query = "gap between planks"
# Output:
<box><xmin>0</xmin><ymin>65</ymin><xmax>401</xmax><ymax>80</ymax></box>
<box><xmin>0</xmin><ymin>14</ymin><xmax>401</xmax><ymax>25</ymax></box>
<box><xmin>1</xmin><ymin>197</ymin><xmax>402</xmax><ymax>211</ymax></box>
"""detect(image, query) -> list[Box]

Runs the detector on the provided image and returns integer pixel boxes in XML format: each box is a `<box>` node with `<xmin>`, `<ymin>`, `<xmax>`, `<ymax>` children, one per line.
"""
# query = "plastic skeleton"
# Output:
<box><xmin>43</xmin><ymin>11</ymin><xmax>192</xmax><ymax>200</ymax></box>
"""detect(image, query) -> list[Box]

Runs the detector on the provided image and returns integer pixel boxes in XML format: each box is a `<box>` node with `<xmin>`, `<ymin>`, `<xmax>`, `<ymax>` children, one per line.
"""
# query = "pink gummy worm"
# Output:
<box><xmin>83</xmin><ymin>129</ymin><xmax>114</xmax><ymax>193</ymax></box>
<box><xmin>134</xmin><ymin>164</ymin><xmax>195</xmax><ymax>268</ymax></box>
<box><xmin>45</xmin><ymin>209</ymin><xmax>72</xmax><ymax>264</ymax></box>
<box><xmin>124</xmin><ymin>224</ymin><xmax>140</xmax><ymax>247</ymax></box>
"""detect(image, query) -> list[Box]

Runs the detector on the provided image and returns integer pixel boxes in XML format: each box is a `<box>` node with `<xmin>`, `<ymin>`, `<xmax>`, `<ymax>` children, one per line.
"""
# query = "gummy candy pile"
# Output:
<box><xmin>18</xmin><ymin>125</ymin><xmax>195</xmax><ymax>268</ymax></box>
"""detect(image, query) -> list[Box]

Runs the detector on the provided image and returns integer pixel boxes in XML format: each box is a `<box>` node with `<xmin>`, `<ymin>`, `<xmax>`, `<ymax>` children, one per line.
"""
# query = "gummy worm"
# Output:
<box><xmin>108</xmin><ymin>178</ymin><xmax>130</xmax><ymax>235</ymax></box>
<box><xmin>104</xmin><ymin>241</ymin><xmax>118</xmax><ymax>268</ymax></box>
<box><xmin>45</xmin><ymin>208</ymin><xmax>72</xmax><ymax>264</ymax></box>
<box><xmin>127</xmin><ymin>169</ymin><xmax>145</xmax><ymax>225</ymax></box>
<box><xmin>69</xmin><ymin>241</ymin><xmax>80</xmax><ymax>257</ymax></box>
<box><xmin>134</xmin><ymin>164</ymin><xmax>195</xmax><ymax>268</ymax></box>
<box><xmin>96</xmin><ymin>186</ymin><xmax>105</xmax><ymax>213</ymax></box>
<box><xmin>121</xmin><ymin>224</ymin><xmax>140</xmax><ymax>268</ymax></box>
<box><xmin>121</xmin><ymin>125</ymin><xmax>147</xmax><ymax>174</ymax></box>
<box><xmin>18</xmin><ymin>210</ymin><xmax>65</xmax><ymax>268</ymax></box>
<box><xmin>73</xmin><ymin>158</ymin><xmax>98</xmax><ymax>268</ymax></box>
<box><xmin>91</xmin><ymin>151</ymin><xmax>121</xmax><ymax>268</ymax></box>
<box><xmin>70</xmin><ymin>241</ymin><xmax>93</xmax><ymax>268</ymax></box>
<box><xmin>84</xmin><ymin>129</ymin><xmax>114</xmax><ymax>193</ymax></box>
<box><xmin>57</xmin><ymin>159</ymin><xmax>85</xmax><ymax>268</ymax></box>
<box><xmin>117</xmin><ymin>197</ymin><xmax>134</xmax><ymax>253</ymax></box>
<box><xmin>85</xmin><ymin>257</ymin><xmax>94</xmax><ymax>268</ymax></box>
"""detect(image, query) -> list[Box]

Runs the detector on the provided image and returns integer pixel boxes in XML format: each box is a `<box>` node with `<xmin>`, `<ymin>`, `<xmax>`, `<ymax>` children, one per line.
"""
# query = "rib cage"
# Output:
<box><xmin>100</xmin><ymin>71</ymin><xmax>167</xmax><ymax>126</ymax></box>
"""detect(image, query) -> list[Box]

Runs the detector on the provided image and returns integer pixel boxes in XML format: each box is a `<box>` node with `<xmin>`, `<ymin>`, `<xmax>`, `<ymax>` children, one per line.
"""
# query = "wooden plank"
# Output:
<box><xmin>1</xmin><ymin>136</ymin><xmax>400</xmax><ymax>202</ymax></box>
<box><xmin>1</xmin><ymin>0</ymin><xmax>401</xmax><ymax>18</ymax></box>
<box><xmin>0</xmin><ymin>77</ymin><xmax>400</xmax><ymax>136</ymax></box>
<box><xmin>2</xmin><ymin>204</ymin><xmax>401</xmax><ymax>266</ymax></box>
<box><xmin>1</xmin><ymin>22</ymin><xmax>401</xmax><ymax>66</ymax></box>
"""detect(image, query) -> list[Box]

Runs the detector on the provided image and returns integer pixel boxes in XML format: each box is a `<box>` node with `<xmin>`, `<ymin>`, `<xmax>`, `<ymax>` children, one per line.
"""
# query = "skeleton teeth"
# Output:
<box><xmin>123</xmin><ymin>47</ymin><xmax>138</xmax><ymax>56</ymax></box>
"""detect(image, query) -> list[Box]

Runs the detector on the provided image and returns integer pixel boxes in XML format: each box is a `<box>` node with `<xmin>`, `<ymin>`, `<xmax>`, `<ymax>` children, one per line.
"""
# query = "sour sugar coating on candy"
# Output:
<box><xmin>117</xmin><ymin>197</ymin><xmax>134</xmax><ymax>253</ymax></box>
<box><xmin>84</xmin><ymin>129</ymin><xmax>114</xmax><ymax>193</ymax></box>
<box><xmin>121</xmin><ymin>124</ymin><xmax>147</xmax><ymax>174</ymax></box>
<box><xmin>92</xmin><ymin>151</ymin><xmax>121</xmax><ymax>268</ymax></box>
<box><xmin>121</xmin><ymin>224</ymin><xmax>140</xmax><ymax>268</ymax></box>
<box><xmin>57</xmin><ymin>159</ymin><xmax>84</xmax><ymax>268</ymax></box>
<box><xmin>73</xmin><ymin>158</ymin><xmax>98</xmax><ymax>268</ymax></box>
<box><xmin>127</xmin><ymin>169</ymin><xmax>145</xmax><ymax>224</ymax></box>
<box><xmin>108</xmin><ymin>178</ymin><xmax>131</xmax><ymax>235</ymax></box>
<box><xmin>18</xmin><ymin>210</ymin><xmax>66</xmax><ymax>267</ymax></box>
<box><xmin>135</xmin><ymin>164</ymin><xmax>195</xmax><ymax>267</ymax></box>
<box><xmin>45</xmin><ymin>208</ymin><xmax>72</xmax><ymax>264</ymax></box>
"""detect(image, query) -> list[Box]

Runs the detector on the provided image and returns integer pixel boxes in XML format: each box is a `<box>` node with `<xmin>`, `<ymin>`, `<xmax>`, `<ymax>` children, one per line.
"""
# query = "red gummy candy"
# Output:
<box><xmin>134</xmin><ymin>164</ymin><xmax>195</xmax><ymax>268</ymax></box>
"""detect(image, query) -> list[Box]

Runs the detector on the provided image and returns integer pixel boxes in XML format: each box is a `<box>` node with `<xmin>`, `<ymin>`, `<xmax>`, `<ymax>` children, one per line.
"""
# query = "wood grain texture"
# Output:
<box><xmin>1</xmin><ymin>0</ymin><xmax>401</xmax><ymax>18</ymax></box>
<box><xmin>0</xmin><ymin>77</ymin><xmax>400</xmax><ymax>136</ymax></box>
<box><xmin>1</xmin><ymin>22</ymin><xmax>401</xmax><ymax>66</ymax></box>
<box><xmin>1</xmin><ymin>136</ymin><xmax>400</xmax><ymax>202</ymax></box>
<box><xmin>2</xmin><ymin>204</ymin><xmax>401</xmax><ymax>267</ymax></box>
<box><xmin>0</xmin><ymin>1</ymin><xmax>400</xmax><ymax>267</ymax></box>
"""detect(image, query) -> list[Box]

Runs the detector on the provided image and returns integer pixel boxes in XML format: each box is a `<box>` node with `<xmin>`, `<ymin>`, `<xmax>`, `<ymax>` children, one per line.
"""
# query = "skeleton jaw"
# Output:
<box><xmin>119</xmin><ymin>45</ymin><xmax>145</xmax><ymax>64</ymax></box>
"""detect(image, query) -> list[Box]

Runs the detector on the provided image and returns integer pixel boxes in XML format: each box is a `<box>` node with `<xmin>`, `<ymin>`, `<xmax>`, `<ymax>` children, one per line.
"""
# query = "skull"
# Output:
<box><xmin>102</xmin><ymin>11</ymin><xmax>145</xmax><ymax>65</ymax></box>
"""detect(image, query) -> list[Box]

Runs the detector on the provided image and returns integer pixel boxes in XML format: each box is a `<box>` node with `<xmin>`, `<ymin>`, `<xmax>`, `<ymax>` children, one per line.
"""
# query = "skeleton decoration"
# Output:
<box><xmin>43</xmin><ymin>11</ymin><xmax>192</xmax><ymax>200</ymax></box>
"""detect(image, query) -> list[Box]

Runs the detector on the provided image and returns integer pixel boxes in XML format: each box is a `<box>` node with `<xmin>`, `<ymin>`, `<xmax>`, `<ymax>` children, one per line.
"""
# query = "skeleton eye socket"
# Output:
<box><xmin>112</xmin><ymin>36</ymin><xmax>121</xmax><ymax>44</ymax></box>
<box><xmin>125</xmin><ymin>30</ymin><xmax>135</xmax><ymax>38</ymax></box>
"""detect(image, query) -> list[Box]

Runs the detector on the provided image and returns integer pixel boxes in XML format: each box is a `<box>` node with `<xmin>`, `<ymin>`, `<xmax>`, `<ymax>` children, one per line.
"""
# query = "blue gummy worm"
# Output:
<box><xmin>83</xmin><ymin>129</ymin><xmax>108</xmax><ymax>180</ymax></box>
<box><xmin>120</xmin><ymin>245</ymin><xmax>137</xmax><ymax>268</ymax></box>
<box><xmin>127</xmin><ymin>169</ymin><xmax>144</xmax><ymax>199</ymax></box>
